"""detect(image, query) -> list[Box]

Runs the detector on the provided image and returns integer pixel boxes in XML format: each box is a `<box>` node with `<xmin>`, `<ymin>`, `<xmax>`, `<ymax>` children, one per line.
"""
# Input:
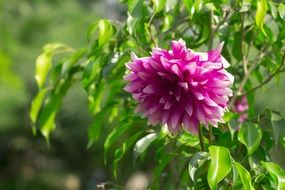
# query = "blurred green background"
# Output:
<box><xmin>1</xmin><ymin>0</ymin><xmax>285</xmax><ymax>189</ymax></box>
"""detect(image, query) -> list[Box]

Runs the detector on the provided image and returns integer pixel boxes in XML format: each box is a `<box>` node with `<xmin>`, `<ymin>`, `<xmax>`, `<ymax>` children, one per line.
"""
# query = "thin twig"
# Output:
<box><xmin>208</xmin><ymin>125</ymin><xmax>212</xmax><ymax>145</ymax></box>
<box><xmin>208</xmin><ymin>9</ymin><xmax>214</xmax><ymax>50</ymax></box>
<box><xmin>209</xmin><ymin>8</ymin><xmax>230</xmax><ymax>50</ymax></box>
<box><xmin>240</xmin><ymin>13</ymin><xmax>248</xmax><ymax>75</ymax></box>
<box><xmin>240</xmin><ymin>52</ymin><xmax>285</xmax><ymax>96</ymax></box>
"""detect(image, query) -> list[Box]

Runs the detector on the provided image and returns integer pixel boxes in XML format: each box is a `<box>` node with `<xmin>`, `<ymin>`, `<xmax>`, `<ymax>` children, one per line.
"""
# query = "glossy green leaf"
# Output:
<box><xmin>238</xmin><ymin>122</ymin><xmax>262</xmax><ymax>155</ymax></box>
<box><xmin>35</xmin><ymin>53</ymin><xmax>52</xmax><ymax>89</ymax></box>
<box><xmin>263</xmin><ymin>162</ymin><xmax>285</xmax><ymax>190</ymax></box>
<box><xmin>278</xmin><ymin>3</ymin><xmax>285</xmax><ymax>19</ymax></box>
<box><xmin>178</xmin><ymin>132</ymin><xmax>199</xmax><ymax>147</ymax></box>
<box><xmin>127</xmin><ymin>0</ymin><xmax>145</xmax><ymax>18</ymax></box>
<box><xmin>134</xmin><ymin>133</ymin><xmax>158</xmax><ymax>154</ymax></box>
<box><xmin>235</xmin><ymin>162</ymin><xmax>254</xmax><ymax>190</ymax></box>
<box><xmin>189</xmin><ymin>152</ymin><xmax>209</xmax><ymax>181</ymax></box>
<box><xmin>255</xmin><ymin>0</ymin><xmax>267</xmax><ymax>34</ymax></box>
<box><xmin>153</xmin><ymin>0</ymin><xmax>166</xmax><ymax>13</ymax></box>
<box><xmin>35</xmin><ymin>43</ymin><xmax>72</xmax><ymax>89</ymax></box>
<box><xmin>98</xmin><ymin>20</ymin><xmax>114</xmax><ymax>47</ymax></box>
<box><xmin>207</xmin><ymin>146</ymin><xmax>232</xmax><ymax>190</ymax></box>
<box><xmin>30</xmin><ymin>89</ymin><xmax>48</xmax><ymax>124</ymax></box>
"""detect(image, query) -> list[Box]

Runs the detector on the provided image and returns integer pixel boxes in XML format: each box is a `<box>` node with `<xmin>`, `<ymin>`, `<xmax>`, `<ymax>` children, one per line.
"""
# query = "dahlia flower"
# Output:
<box><xmin>124</xmin><ymin>39</ymin><xmax>234</xmax><ymax>134</ymax></box>
<box><xmin>233</xmin><ymin>96</ymin><xmax>248</xmax><ymax>123</ymax></box>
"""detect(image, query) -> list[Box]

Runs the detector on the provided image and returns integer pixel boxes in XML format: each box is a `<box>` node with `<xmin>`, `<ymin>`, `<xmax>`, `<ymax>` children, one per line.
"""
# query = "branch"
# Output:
<box><xmin>228</xmin><ymin>47</ymin><xmax>266</xmax><ymax>109</ymax></box>
<box><xmin>209</xmin><ymin>8</ymin><xmax>230</xmax><ymax>50</ymax></box>
<box><xmin>240</xmin><ymin>52</ymin><xmax>285</xmax><ymax>96</ymax></box>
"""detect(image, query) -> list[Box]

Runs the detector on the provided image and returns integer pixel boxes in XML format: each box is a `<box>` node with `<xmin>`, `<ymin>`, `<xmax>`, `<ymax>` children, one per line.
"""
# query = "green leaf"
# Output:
<box><xmin>104</xmin><ymin>116</ymin><xmax>139</xmax><ymax>162</ymax></box>
<box><xmin>98</xmin><ymin>20</ymin><xmax>115</xmax><ymax>47</ymax></box>
<box><xmin>234</xmin><ymin>162</ymin><xmax>254</xmax><ymax>190</ymax></box>
<box><xmin>30</xmin><ymin>89</ymin><xmax>48</xmax><ymax>124</ymax></box>
<box><xmin>182</xmin><ymin>0</ymin><xmax>194</xmax><ymax>15</ymax></box>
<box><xmin>127</xmin><ymin>0</ymin><xmax>145</xmax><ymax>18</ymax></box>
<box><xmin>263</xmin><ymin>162</ymin><xmax>285</xmax><ymax>190</ymax></box>
<box><xmin>178</xmin><ymin>132</ymin><xmax>199</xmax><ymax>147</ymax></box>
<box><xmin>162</xmin><ymin>15</ymin><xmax>173</xmax><ymax>32</ymax></box>
<box><xmin>87</xmin><ymin>110</ymin><xmax>106</xmax><ymax>148</ymax></box>
<box><xmin>154</xmin><ymin>154</ymin><xmax>174</xmax><ymax>179</ymax></box>
<box><xmin>35</xmin><ymin>53</ymin><xmax>52</xmax><ymax>89</ymax></box>
<box><xmin>153</xmin><ymin>0</ymin><xmax>166</xmax><ymax>13</ymax></box>
<box><xmin>238</xmin><ymin>122</ymin><xmax>262</xmax><ymax>155</ymax></box>
<box><xmin>272</xmin><ymin>117</ymin><xmax>285</xmax><ymax>146</ymax></box>
<box><xmin>278</xmin><ymin>3</ymin><xmax>285</xmax><ymax>19</ymax></box>
<box><xmin>165</xmin><ymin>0</ymin><xmax>177</xmax><ymax>12</ymax></box>
<box><xmin>35</xmin><ymin>43</ymin><xmax>72</xmax><ymax>89</ymax></box>
<box><xmin>207</xmin><ymin>146</ymin><xmax>232</xmax><ymax>190</ymax></box>
<box><xmin>134</xmin><ymin>133</ymin><xmax>158</xmax><ymax>154</ymax></box>
<box><xmin>113</xmin><ymin>131</ymin><xmax>144</xmax><ymax>178</ymax></box>
<box><xmin>86</xmin><ymin>22</ymin><xmax>98</xmax><ymax>42</ymax></box>
<box><xmin>255</xmin><ymin>0</ymin><xmax>267</xmax><ymax>35</ymax></box>
<box><xmin>268</xmin><ymin>1</ymin><xmax>277</xmax><ymax>18</ymax></box>
<box><xmin>38</xmin><ymin>83</ymin><xmax>70</xmax><ymax>141</ymax></box>
<box><xmin>189</xmin><ymin>152</ymin><xmax>209</xmax><ymax>181</ymax></box>
<box><xmin>61</xmin><ymin>48</ymin><xmax>87</xmax><ymax>75</ymax></box>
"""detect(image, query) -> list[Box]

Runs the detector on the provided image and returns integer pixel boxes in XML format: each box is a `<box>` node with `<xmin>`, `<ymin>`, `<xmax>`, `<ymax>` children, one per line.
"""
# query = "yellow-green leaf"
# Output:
<box><xmin>153</xmin><ymin>0</ymin><xmax>166</xmax><ymax>13</ymax></box>
<box><xmin>256</xmin><ymin>0</ymin><xmax>267</xmax><ymax>35</ymax></box>
<box><xmin>207</xmin><ymin>146</ymin><xmax>232</xmax><ymax>190</ymax></box>
<box><xmin>235</xmin><ymin>162</ymin><xmax>255</xmax><ymax>190</ymax></box>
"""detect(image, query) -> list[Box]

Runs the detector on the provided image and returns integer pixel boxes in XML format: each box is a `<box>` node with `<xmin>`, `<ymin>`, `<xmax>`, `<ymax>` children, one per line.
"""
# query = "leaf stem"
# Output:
<box><xmin>198</xmin><ymin>124</ymin><xmax>204</xmax><ymax>151</ymax></box>
<box><xmin>208</xmin><ymin>125</ymin><xmax>212</xmax><ymax>145</ymax></box>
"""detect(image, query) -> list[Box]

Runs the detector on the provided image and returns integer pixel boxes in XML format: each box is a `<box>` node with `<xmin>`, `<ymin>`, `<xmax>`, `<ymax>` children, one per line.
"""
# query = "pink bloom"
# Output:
<box><xmin>124</xmin><ymin>39</ymin><xmax>234</xmax><ymax>134</ymax></box>
<box><xmin>233</xmin><ymin>96</ymin><xmax>248</xmax><ymax>123</ymax></box>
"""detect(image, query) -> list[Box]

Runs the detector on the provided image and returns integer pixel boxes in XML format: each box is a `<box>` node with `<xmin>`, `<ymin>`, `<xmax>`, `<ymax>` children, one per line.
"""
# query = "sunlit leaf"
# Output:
<box><xmin>35</xmin><ymin>43</ymin><xmax>72</xmax><ymax>89</ymax></box>
<box><xmin>207</xmin><ymin>146</ymin><xmax>232</xmax><ymax>190</ymax></box>
<box><xmin>35</xmin><ymin>53</ymin><xmax>52</xmax><ymax>89</ymax></box>
<box><xmin>153</xmin><ymin>0</ymin><xmax>166</xmax><ymax>13</ymax></box>
<box><xmin>134</xmin><ymin>133</ymin><xmax>158</xmax><ymax>154</ymax></box>
<box><xmin>278</xmin><ymin>3</ymin><xmax>285</xmax><ymax>19</ymax></box>
<box><xmin>127</xmin><ymin>0</ymin><xmax>145</xmax><ymax>18</ymax></box>
<box><xmin>98</xmin><ymin>20</ymin><xmax>115</xmax><ymax>47</ymax></box>
<box><xmin>255</xmin><ymin>0</ymin><xmax>267</xmax><ymax>35</ymax></box>
<box><xmin>234</xmin><ymin>162</ymin><xmax>254</xmax><ymax>190</ymax></box>
<box><xmin>30</xmin><ymin>89</ymin><xmax>48</xmax><ymax>124</ymax></box>
<box><xmin>263</xmin><ymin>162</ymin><xmax>285</xmax><ymax>190</ymax></box>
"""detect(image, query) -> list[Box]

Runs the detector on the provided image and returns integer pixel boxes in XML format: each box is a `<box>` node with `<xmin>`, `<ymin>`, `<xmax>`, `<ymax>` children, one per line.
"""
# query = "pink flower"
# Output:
<box><xmin>233</xmin><ymin>96</ymin><xmax>248</xmax><ymax>123</ymax></box>
<box><xmin>124</xmin><ymin>39</ymin><xmax>234</xmax><ymax>134</ymax></box>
